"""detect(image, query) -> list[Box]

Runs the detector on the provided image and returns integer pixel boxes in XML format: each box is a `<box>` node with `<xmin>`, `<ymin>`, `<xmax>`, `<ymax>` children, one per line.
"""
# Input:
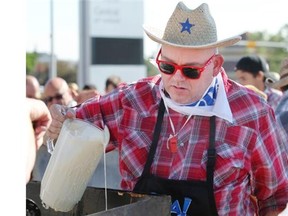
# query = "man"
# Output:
<box><xmin>234</xmin><ymin>55</ymin><xmax>283</xmax><ymax>110</ymax></box>
<box><xmin>272</xmin><ymin>58</ymin><xmax>288</xmax><ymax>114</ymax></box>
<box><xmin>46</xmin><ymin>2</ymin><xmax>288</xmax><ymax>215</ymax></box>
<box><xmin>26</xmin><ymin>98</ymin><xmax>51</xmax><ymax>183</ymax></box>
<box><xmin>26</xmin><ymin>98</ymin><xmax>51</xmax><ymax>216</ymax></box>
<box><xmin>105</xmin><ymin>75</ymin><xmax>122</xmax><ymax>94</ymax></box>
<box><xmin>26</xmin><ymin>75</ymin><xmax>41</xmax><ymax>99</ymax></box>
<box><xmin>76</xmin><ymin>84</ymin><xmax>100</xmax><ymax>104</ymax></box>
<box><xmin>43</xmin><ymin>77</ymin><xmax>77</xmax><ymax>108</ymax></box>
<box><xmin>270</xmin><ymin>57</ymin><xmax>288</xmax><ymax>149</ymax></box>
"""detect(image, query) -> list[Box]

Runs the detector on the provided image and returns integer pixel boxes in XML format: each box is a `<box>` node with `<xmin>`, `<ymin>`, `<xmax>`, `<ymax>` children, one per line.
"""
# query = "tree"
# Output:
<box><xmin>26</xmin><ymin>52</ymin><xmax>38</xmax><ymax>74</ymax></box>
<box><xmin>245</xmin><ymin>24</ymin><xmax>288</xmax><ymax>73</ymax></box>
<box><xmin>145</xmin><ymin>59</ymin><xmax>159</xmax><ymax>77</ymax></box>
<box><xmin>56</xmin><ymin>60</ymin><xmax>77</xmax><ymax>83</ymax></box>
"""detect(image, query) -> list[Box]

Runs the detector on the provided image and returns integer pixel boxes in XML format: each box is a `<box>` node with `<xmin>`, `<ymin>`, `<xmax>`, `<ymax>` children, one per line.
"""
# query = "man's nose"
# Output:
<box><xmin>172</xmin><ymin>69</ymin><xmax>186</xmax><ymax>81</ymax></box>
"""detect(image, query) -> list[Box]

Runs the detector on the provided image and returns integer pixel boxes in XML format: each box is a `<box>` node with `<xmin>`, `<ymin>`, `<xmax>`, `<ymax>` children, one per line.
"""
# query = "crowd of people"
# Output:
<box><xmin>27</xmin><ymin>75</ymin><xmax>122</xmax><ymax>186</ymax></box>
<box><xmin>26</xmin><ymin>1</ymin><xmax>287</xmax><ymax>215</ymax></box>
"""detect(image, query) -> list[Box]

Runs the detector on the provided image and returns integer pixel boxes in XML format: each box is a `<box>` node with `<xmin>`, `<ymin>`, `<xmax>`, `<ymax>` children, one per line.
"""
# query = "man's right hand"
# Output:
<box><xmin>46</xmin><ymin>104</ymin><xmax>76</xmax><ymax>140</ymax></box>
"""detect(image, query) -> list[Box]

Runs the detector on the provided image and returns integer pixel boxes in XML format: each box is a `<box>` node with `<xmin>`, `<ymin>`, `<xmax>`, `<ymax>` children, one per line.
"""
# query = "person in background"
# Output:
<box><xmin>105</xmin><ymin>75</ymin><xmax>122</xmax><ymax>94</ymax></box>
<box><xmin>271</xmin><ymin>57</ymin><xmax>288</xmax><ymax>114</ymax></box>
<box><xmin>83</xmin><ymin>83</ymin><xmax>97</xmax><ymax>90</ymax></box>
<box><xmin>269</xmin><ymin>57</ymin><xmax>288</xmax><ymax>148</ymax></box>
<box><xmin>76</xmin><ymin>83</ymin><xmax>100</xmax><ymax>104</ymax></box>
<box><xmin>43</xmin><ymin>77</ymin><xmax>77</xmax><ymax>108</ymax></box>
<box><xmin>269</xmin><ymin>71</ymin><xmax>280</xmax><ymax>83</ymax></box>
<box><xmin>234</xmin><ymin>55</ymin><xmax>283</xmax><ymax>110</ymax></box>
<box><xmin>26</xmin><ymin>75</ymin><xmax>41</xmax><ymax>99</ymax></box>
<box><xmin>68</xmin><ymin>82</ymin><xmax>79</xmax><ymax>102</ymax></box>
<box><xmin>46</xmin><ymin>2</ymin><xmax>288</xmax><ymax>215</ymax></box>
<box><xmin>26</xmin><ymin>98</ymin><xmax>51</xmax><ymax>183</ymax></box>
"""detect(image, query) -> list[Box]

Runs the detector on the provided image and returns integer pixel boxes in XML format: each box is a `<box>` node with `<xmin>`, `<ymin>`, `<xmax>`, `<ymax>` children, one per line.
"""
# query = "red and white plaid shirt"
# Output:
<box><xmin>76</xmin><ymin>71</ymin><xmax>288</xmax><ymax>216</ymax></box>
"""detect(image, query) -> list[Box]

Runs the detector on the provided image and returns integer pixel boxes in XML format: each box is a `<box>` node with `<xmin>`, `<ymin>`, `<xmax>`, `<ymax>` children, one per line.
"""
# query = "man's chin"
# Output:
<box><xmin>170</xmin><ymin>96</ymin><xmax>190</xmax><ymax>105</ymax></box>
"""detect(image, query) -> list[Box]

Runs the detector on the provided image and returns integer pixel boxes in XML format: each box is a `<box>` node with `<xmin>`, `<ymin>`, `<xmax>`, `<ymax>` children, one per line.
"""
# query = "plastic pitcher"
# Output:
<box><xmin>40</xmin><ymin>118</ymin><xmax>110</xmax><ymax>212</ymax></box>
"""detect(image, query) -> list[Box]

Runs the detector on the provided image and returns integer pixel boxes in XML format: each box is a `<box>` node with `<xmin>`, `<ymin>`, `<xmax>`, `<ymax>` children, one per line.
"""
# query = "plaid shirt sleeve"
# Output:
<box><xmin>75</xmin><ymin>87</ymin><xmax>123</xmax><ymax>147</ymax></box>
<box><xmin>252</xmin><ymin>107</ymin><xmax>288</xmax><ymax>215</ymax></box>
<box><xmin>75</xmin><ymin>76</ymin><xmax>161</xmax><ymax>148</ymax></box>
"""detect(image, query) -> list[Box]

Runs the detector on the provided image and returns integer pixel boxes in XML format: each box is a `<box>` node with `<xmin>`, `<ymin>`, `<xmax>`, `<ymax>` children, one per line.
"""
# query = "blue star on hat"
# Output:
<box><xmin>180</xmin><ymin>18</ymin><xmax>194</xmax><ymax>34</ymax></box>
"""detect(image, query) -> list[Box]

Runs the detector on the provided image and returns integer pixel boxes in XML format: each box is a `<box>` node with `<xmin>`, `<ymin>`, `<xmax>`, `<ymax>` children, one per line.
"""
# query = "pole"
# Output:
<box><xmin>49</xmin><ymin>0</ymin><xmax>56</xmax><ymax>79</ymax></box>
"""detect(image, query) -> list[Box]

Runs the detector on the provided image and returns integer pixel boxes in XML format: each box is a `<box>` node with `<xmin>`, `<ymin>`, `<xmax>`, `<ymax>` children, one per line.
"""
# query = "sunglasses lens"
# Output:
<box><xmin>55</xmin><ymin>94</ymin><xmax>63</xmax><ymax>100</ymax></box>
<box><xmin>45</xmin><ymin>94</ymin><xmax>63</xmax><ymax>103</ymax></box>
<box><xmin>183</xmin><ymin>67</ymin><xmax>200</xmax><ymax>79</ymax></box>
<box><xmin>159</xmin><ymin>62</ymin><xmax>175</xmax><ymax>74</ymax></box>
<box><xmin>44</xmin><ymin>97</ymin><xmax>52</xmax><ymax>103</ymax></box>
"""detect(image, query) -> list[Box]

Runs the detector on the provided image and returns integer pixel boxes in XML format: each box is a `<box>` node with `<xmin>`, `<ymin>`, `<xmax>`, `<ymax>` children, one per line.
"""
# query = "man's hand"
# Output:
<box><xmin>45</xmin><ymin>104</ymin><xmax>76</xmax><ymax>140</ymax></box>
<box><xmin>26</xmin><ymin>98</ymin><xmax>52</xmax><ymax>183</ymax></box>
<box><xmin>27</xmin><ymin>98</ymin><xmax>52</xmax><ymax>148</ymax></box>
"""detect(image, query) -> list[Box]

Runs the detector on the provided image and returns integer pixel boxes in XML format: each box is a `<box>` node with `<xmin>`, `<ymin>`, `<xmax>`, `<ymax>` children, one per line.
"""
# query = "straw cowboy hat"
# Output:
<box><xmin>270</xmin><ymin>58</ymin><xmax>288</xmax><ymax>89</ymax></box>
<box><xmin>143</xmin><ymin>2</ymin><xmax>242</xmax><ymax>49</ymax></box>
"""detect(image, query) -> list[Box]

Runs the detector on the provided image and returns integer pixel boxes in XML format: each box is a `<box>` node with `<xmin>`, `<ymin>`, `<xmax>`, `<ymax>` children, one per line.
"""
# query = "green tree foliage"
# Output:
<box><xmin>246</xmin><ymin>24</ymin><xmax>288</xmax><ymax>73</ymax></box>
<box><xmin>26</xmin><ymin>52</ymin><xmax>38</xmax><ymax>74</ymax></box>
<box><xmin>56</xmin><ymin>60</ymin><xmax>77</xmax><ymax>83</ymax></box>
<box><xmin>25</xmin><ymin>53</ymin><xmax>77</xmax><ymax>85</ymax></box>
<box><xmin>145</xmin><ymin>59</ymin><xmax>159</xmax><ymax>77</ymax></box>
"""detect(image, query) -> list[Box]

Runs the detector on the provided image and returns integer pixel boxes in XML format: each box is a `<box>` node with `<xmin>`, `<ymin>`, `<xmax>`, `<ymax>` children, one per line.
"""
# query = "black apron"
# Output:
<box><xmin>133</xmin><ymin>99</ymin><xmax>218</xmax><ymax>216</ymax></box>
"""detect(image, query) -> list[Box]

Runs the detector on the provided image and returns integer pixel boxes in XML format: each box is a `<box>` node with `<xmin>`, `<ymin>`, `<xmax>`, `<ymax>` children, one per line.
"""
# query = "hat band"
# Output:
<box><xmin>280</xmin><ymin>72</ymin><xmax>288</xmax><ymax>79</ymax></box>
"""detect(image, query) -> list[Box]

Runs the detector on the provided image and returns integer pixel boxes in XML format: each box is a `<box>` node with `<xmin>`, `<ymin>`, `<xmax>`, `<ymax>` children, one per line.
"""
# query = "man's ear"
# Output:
<box><xmin>257</xmin><ymin>71</ymin><xmax>265</xmax><ymax>81</ymax></box>
<box><xmin>212</xmin><ymin>54</ymin><xmax>224</xmax><ymax>77</ymax></box>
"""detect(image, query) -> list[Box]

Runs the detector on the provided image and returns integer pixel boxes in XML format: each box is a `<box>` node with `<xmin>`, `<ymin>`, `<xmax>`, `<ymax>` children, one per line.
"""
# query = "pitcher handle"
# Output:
<box><xmin>46</xmin><ymin>137</ymin><xmax>55</xmax><ymax>154</ymax></box>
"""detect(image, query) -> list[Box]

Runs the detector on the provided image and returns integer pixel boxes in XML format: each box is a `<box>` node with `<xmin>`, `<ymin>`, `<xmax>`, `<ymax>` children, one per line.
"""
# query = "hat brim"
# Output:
<box><xmin>269</xmin><ymin>77</ymin><xmax>288</xmax><ymax>89</ymax></box>
<box><xmin>143</xmin><ymin>25</ymin><xmax>242</xmax><ymax>49</ymax></box>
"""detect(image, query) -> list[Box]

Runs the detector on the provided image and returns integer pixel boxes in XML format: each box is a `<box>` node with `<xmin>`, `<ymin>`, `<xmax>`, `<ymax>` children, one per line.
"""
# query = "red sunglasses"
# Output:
<box><xmin>156</xmin><ymin>49</ymin><xmax>215</xmax><ymax>79</ymax></box>
<box><xmin>44</xmin><ymin>93</ymin><xmax>63</xmax><ymax>103</ymax></box>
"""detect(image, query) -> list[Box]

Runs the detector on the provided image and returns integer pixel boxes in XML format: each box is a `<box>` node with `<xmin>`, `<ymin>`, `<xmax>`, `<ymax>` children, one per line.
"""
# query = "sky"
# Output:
<box><xmin>26</xmin><ymin>0</ymin><xmax>288</xmax><ymax>62</ymax></box>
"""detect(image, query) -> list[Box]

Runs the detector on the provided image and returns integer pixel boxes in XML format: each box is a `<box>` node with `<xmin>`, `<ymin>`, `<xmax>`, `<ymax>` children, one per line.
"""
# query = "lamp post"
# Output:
<box><xmin>49</xmin><ymin>0</ymin><xmax>57</xmax><ymax>79</ymax></box>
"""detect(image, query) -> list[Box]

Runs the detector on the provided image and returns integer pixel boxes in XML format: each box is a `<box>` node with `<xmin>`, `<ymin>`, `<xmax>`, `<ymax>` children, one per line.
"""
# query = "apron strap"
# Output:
<box><xmin>141</xmin><ymin>99</ymin><xmax>165</xmax><ymax>176</ymax></box>
<box><xmin>206</xmin><ymin>115</ymin><xmax>218</xmax><ymax>215</ymax></box>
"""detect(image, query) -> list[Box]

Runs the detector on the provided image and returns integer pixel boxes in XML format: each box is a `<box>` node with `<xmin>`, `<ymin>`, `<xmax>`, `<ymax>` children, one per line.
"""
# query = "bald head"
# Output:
<box><xmin>44</xmin><ymin>77</ymin><xmax>74</xmax><ymax>107</ymax></box>
<box><xmin>26</xmin><ymin>75</ymin><xmax>41</xmax><ymax>99</ymax></box>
